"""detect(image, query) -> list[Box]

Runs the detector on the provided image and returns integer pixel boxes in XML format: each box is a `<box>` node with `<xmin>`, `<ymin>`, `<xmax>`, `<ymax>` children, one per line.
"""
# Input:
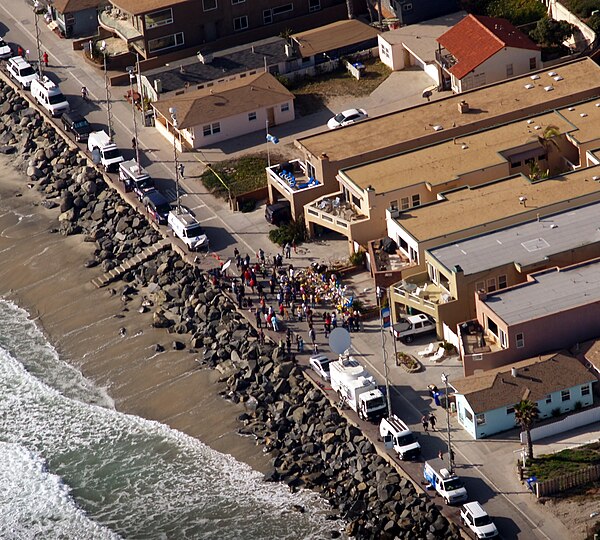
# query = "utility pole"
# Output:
<box><xmin>100</xmin><ymin>41</ymin><xmax>114</xmax><ymax>140</ymax></box>
<box><xmin>377</xmin><ymin>286</ymin><xmax>393</xmax><ymax>416</ymax></box>
<box><xmin>441</xmin><ymin>373</ymin><xmax>453</xmax><ymax>473</ymax></box>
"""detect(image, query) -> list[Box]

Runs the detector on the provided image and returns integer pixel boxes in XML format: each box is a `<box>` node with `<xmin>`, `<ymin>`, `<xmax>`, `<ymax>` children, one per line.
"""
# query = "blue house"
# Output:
<box><xmin>51</xmin><ymin>0</ymin><xmax>103</xmax><ymax>39</ymax></box>
<box><xmin>382</xmin><ymin>0</ymin><xmax>459</xmax><ymax>26</ymax></box>
<box><xmin>451</xmin><ymin>353</ymin><xmax>596</xmax><ymax>439</ymax></box>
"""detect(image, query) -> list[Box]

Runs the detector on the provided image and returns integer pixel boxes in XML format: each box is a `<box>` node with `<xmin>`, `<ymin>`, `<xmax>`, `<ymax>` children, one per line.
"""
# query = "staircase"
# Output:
<box><xmin>91</xmin><ymin>238</ymin><xmax>171</xmax><ymax>288</ymax></box>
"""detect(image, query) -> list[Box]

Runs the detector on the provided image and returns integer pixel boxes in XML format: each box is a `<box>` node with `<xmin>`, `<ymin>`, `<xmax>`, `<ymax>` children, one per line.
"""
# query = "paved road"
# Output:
<box><xmin>0</xmin><ymin>5</ymin><xmax>573</xmax><ymax>539</ymax></box>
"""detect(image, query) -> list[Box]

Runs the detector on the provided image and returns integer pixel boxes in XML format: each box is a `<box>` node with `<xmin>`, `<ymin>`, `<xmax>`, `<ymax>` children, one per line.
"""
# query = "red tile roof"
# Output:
<box><xmin>437</xmin><ymin>14</ymin><xmax>539</xmax><ymax>80</ymax></box>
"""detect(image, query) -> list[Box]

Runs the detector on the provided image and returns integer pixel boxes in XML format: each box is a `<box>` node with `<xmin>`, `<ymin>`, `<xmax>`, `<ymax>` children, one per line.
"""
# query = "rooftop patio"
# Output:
<box><xmin>267</xmin><ymin>159</ymin><xmax>322</xmax><ymax>195</ymax></box>
<box><xmin>459</xmin><ymin>320</ymin><xmax>502</xmax><ymax>355</ymax></box>
<box><xmin>99</xmin><ymin>7</ymin><xmax>143</xmax><ymax>43</ymax></box>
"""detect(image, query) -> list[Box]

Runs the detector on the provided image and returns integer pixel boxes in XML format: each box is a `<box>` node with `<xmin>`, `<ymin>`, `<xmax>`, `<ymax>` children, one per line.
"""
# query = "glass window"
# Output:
<box><xmin>581</xmin><ymin>384</ymin><xmax>591</xmax><ymax>396</ymax></box>
<box><xmin>234</xmin><ymin>15</ymin><xmax>248</xmax><ymax>31</ymax></box>
<box><xmin>203</xmin><ymin>122</ymin><xmax>221</xmax><ymax>136</ymax></box>
<box><xmin>487</xmin><ymin>278</ymin><xmax>496</xmax><ymax>292</ymax></box>
<box><xmin>272</xmin><ymin>3</ymin><xmax>293</xmax><ymax>15</ymax></box>
<box><xmin>232</xmin><ymin>0</ymin><xmax>245</xmax><ymax>4</ymax></box>
<box><xmin>498</xmin><ymin>275</ymin><xmax>507</xmax><ymax>289</ymax></box>
<box><xmin>476</xmin><ymin>413</ymin><xmax>486</xmax><ymax>425</ymax></box>
<box><xmin>401</xmin><ymin>197</ymin><xmax>409</xmax><ymax>210</ymax></box>
<box><xmin>145</xmin><ymin>8</ymin><xmax>173</xmax><ymax>29</ymax></box>
<box><xmin>411</xmin><ymin>194</ymin><xmax>420</xmax><ymax>207</ymax></box>
<box><xmin>475</xmin><ymin>281</ymin><xmax>485</xmax><ymax>292</ymax></box>
<box><xmin>465</xmin><ymin>409</ymin><xmax>473</xmax><ymax>422</ymax></box>
<box><xmin>203</xmin><ymin>0</ymin><xmax>217</xmax><ymax>11</ymax></box>
<box><xmin>530</xmin><ymin>57</ymin><xmax>537</xmax><ymax>70</ymax></box>
<box><xmin>487</xmin><ymin>316</ymin><xmax>499</xmax><ymax>338</ymax></box>
<box><xmin>281</xmin><ymin>102</ymin><xmax>289</xmax><ymax>112</ymax></box>
<box><xmin>309</xmin><ymin>0</ymin><xmax>320</xmax><ymax>11</ymax></box>
<box><xmin>402</xmin><ymin>2</ymin><xmax>413</xmax><ymax>11</ymax></box>
<box><xmin>499</xmin><ymin>329</ymin><xmax>507</xmax><ymax>348</ymax></box>
<box><xmin>248</xmin><ymin>111</ymin><xmax>257</xmax><ymax>121</ymax></box>
<box><xmin>516</xmin><ymin>332</ymin><xmax>525</xmax><ymax>348</ymax></box>
<box><xmin>561</xmin><ymin>389</ymin><xmax>570</xmax><ymax>402</ymax></box>
<box><xmin>506</xmin><ymin>406</ymin><xmax>514</xmax><ymax>415</ymax></box>
<box><xmin>148</xmin><ymin>32</ymin><xmax>184</xmax><ymax>53</ymax></box>
<box><xmin>506</xmin><ymin>64</ymin><xmax>514</xmax><ymax>77</ymax></box>
<box><xmin>389</xmin><ymin>200</ymin><xmax>398</xmax><ymax>211</ymax></box>
<box><xmin>546</xmin><ymin>394</ymin><xmax>552</xmax><ymax>404</ymax></box>
<box><xmin>263</xmin><ymin>9</ymin><xmax>273</xmax><ymax>24</ymax></box>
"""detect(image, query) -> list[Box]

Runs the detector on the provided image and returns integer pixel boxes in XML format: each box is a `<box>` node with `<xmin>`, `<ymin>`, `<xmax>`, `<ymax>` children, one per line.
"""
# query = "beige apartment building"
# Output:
<box><xmin>266</xmin><ymin>58</ymin><xmax>600</xmax><ymax>222</ymax></box>
<box><xmin>385</xmin><ymin>167</ymin><xmax>600</xmax><ymax>339</ymax></box>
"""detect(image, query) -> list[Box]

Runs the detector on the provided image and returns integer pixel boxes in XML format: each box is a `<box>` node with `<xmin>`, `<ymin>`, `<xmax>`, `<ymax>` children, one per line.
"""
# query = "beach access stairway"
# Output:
<box><xmin>91</xmin><ymin>238</ymin><xmax>171</xmax><ymax>288</ymax></box>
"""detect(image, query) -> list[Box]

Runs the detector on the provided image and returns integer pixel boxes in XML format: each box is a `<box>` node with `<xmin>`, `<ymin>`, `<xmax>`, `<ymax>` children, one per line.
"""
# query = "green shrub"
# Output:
<box><xmin>349</xmin><ymin>250</ymin><xmax>366</xmax><ymax>267</ymax></box>
<box><xmin>268</xmin><ymin>217</ymin><xmax>306</xmax><ymax>246</ymax></box>
<box><xmin>574</xmin><ymin>400</ymin><xmax>583</xmax><ymax>411</ymax></box>
<box><xmin>551</xmin><ymin>407</ymin><xmax>561</xmax><ymax>417</ymax></box>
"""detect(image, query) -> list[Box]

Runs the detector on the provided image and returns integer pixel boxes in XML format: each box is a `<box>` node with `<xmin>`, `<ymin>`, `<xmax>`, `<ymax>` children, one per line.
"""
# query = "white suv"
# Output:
<box><xmin>6</xmin><ymin>56</ymin><xmax>39</xmax><ymax>89</ymax></box>
<box><xmin>460</xmin><ymin>502</ymin><xmax>499</xmax><ymax>538</ymax></box>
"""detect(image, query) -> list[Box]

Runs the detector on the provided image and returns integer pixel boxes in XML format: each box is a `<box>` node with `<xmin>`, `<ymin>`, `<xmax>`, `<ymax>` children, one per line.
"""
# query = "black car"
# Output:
<box><xmin>265</xmin><ymin>200</ymin><xmax>291</xmax><ymax>225</ymax></box>
<box><xmin>61</xmin><ymin>111</ymin><xmax>92</xmax><ymax>142</ymax></box>
<box><xmin>143</xmin><ymin>190</ymin><xmax>171</xmax><ymax>225</ymax></box>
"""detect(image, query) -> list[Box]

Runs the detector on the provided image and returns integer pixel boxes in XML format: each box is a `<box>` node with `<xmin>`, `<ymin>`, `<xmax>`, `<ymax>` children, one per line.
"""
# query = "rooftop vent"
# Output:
<box><xmin>530</xmin><ymin>74</ymin><xmax>540</xmax><ymax>80</ymax></box>
<box><xmin>548</xmin><ymin>71</ymin><xmax>557</xmax><ymax>77</ymax></box>
<box><xmin>153</xmin><ymin>78</ymin><xmax>162</xmax><ymax>93</ymax></box>
<box><xmin>433</xmin><ymin>125</ymin><xmax>443</xmax><ymax>131</ymax></box>
<box><xmin>580</xmin><ymin>113</ymin><xmax>588</xmax><ymax>117</ymax></box>
<box><xmin>458</xmin><ymin>100</ymin><xmax>469</xmax><ymax>113</ymax></box>
<box><xmin>524</xmin><ymin>83</ymin><xmax>534</xmax><ymax>90</ymax></box>
<box><xmin>544</xmin><ymin>85</ymin><xmax>554</xmax><ymax>92</ymax></box>
<box><xmin>511</xmin><ymin>367</ymin><xmax>518</xmax><ymax>378</ymax></box>
<box><xmin>527</xmin><ymin>119</ymin><xmax>534</xmax><ymax>124</ymax></box>
<box><xmin>568</xmin><ymin>107</ymin><xmax>575</xmax><ymax>111</ymax></box>
<box><xmin>554</xmin><ymin>75</ymin><xmax>563</xmax><ymax>81</ymax></box>
<box><xmin>197</xmin><ymin>52</ymin><xmax>213</xmax><ymax>64</ymax></box>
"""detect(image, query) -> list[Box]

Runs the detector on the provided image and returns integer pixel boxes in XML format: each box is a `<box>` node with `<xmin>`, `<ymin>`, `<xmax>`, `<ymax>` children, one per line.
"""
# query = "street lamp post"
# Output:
<box><xmin>126</xmin><ymin>66</ymin><xmax>140</xmax><ymax>169</ymax></box>
<box><xmin>377</xmin><ymin>286</ymin><xmax>393</xmax><ymax>416</ymax></box>
<box><xmin>32</xmin><ymin>1</ymin><xmax>44</xmax><ymax>78</ymax></box>
<box><xmin>100</xmin><ymin>41</ymin><xmax>114</xmax><ymax>140</ymax></box>
<box><xmin>441</xmin><ymin>373</ymin><xmax>453</xmax><ymax>473</ymax></box>
<box><xmin>169</xmin><ymin>107</ymin><xmax>181</xmax><ymax>214</ymax></box>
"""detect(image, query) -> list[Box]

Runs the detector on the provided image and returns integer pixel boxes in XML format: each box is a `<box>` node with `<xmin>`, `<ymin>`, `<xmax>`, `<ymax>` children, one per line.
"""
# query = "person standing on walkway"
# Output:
<box><xmin>429</xmin><ymin>413</ymin><xmax>437</xmax><ymax>431</ymax></box>
<box><xmin>421</xmin><ymin>415</ymin><xmax>429</xmax><ymax>432</ymax></box>
<box><xmin>42</xmin><ymin>51</ymin><xmax>49</xmax><ymax>68</ymax></box>
<box><xmin>284</xmin><ymin>243</ymin><xmax>292</xmax><ymax>259</ymax></box>
<box><xmin>258</xmin><ymin>328</ymin><xmax>265</xmax><ymax>346</ymax></box>
<box><xmin>308</xmin><ymin>325</ymin><xmax>316</xmax><ymax>346</ymax></box>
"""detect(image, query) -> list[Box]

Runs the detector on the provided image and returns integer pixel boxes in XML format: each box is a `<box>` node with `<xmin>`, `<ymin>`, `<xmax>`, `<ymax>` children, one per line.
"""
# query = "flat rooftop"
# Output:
<box><xmin>296</xmin><ymin>58</ymin><xmax>600</xmax><ymax>162</ymax></box>
<box><xmin>483</xmin><ymin>258</ymin><xmax>600</xmax><ymax>325</ymax></box>
<box><xmin>396</xmin><ymin>167</ymin><xmax>600</xmax><ymax>242</ymax></box>
<box><xmin>381</xmin><ymin>11</ymin><xmax>467</xmax><ymax>63</ymax></box>
<box><xmin>145</xmin><ymin>37</ymin><xmax>288</xmax><ymax>94</ymax></box>
<box><xmin>429</xmin><ymin>200</ymin><xmax>600</xmax><ymax>275</ymax></box>
<box><xmin>341</xmin><ymin>111</ymin><xmax>575</xmax><ymax>193</ymax></box>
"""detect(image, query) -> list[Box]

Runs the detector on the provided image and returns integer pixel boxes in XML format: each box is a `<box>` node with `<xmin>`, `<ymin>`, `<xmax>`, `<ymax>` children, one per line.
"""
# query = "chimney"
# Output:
<box><xmin>476</xmin><ymin>289</ymin><xmax>487</xmax><ymax>301</ymax></box>
<box><xmin>458</xmin><ymin>100</ymin><xmax>469</xmax><ymax>114</ymax></box>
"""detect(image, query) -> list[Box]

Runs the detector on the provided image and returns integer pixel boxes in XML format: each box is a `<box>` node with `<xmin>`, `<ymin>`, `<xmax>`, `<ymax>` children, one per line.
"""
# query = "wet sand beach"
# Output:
<box><xmin>0</xmin><ymin>156</ymin><xmax>271</xmax><ymax>474</ymax></box>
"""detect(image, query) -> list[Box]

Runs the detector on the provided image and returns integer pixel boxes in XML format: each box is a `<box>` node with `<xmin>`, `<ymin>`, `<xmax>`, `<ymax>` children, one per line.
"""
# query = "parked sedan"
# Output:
<box><xmin>327</xmin><ymin>108</ymin><xmax>368</xmax><ymax>129</ymax></box>
<box><xmin>309</xmin><ymin>354</ymin><xmax>333</xmax><ymax>381</ymax></box>
<box><xmin>0</xmin><ymin>38</ymin><xmax>11</xmax><ymax>59</ymax></box>
<box><xmin>61</xmin><ymin>112</ymin><xmax>92</xmax><ymax>142</ymax></box>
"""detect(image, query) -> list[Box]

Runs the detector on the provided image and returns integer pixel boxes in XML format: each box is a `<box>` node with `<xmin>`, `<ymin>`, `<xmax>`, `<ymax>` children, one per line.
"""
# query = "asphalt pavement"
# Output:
<box><xmin>0</xmin><ymin>4</ymin><xmax>575</xmax><ymax>538</ymax></box>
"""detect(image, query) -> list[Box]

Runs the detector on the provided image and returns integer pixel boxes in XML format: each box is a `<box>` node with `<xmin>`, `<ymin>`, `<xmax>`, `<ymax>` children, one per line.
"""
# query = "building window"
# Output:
<box><xmin>281</xmin><ymin>102</ymin><xmax>290</xmax><ymax>112</ymax></box>
<box><xmin>402</xmin><ymin>2</ymin><xmax>413</xmax><ymax>11</ymax></box>
<box><xmin>487</xmin><ymin>316</ymin><xmax>499</xmax><ymax>338</ymax></box>
<box><xmin>248</xmin><ymin>111</ymin><xmax>257</xmax><ymax>122</ymax></box>
<box><xmin>306</xmin><ymin>161</ymin><xmax>316</xmax><ymax>179</ymax></box>
<box><xmin>530</xmin><ymin>57</ymin><xmax>537</xmax><ymax>70</ymax></box>
<box><xmin>561</xmin><ymin>389</ymin><xmax>570</xmax><ymax>402</ymax></box>
<box><xmin>148</xmin><ymin>32</ymin><xmax>184</xmax><ymax>53</ymax></box>
<box><xmin>390</xmin><ymin>200</ymin><xmax>398</xmax><ymax>211</ymax></box>
<box><xmin>465</xmin><ymin>409</ymin><xmax>473</xmax><ymax>422</ymax></box>
<box><xmin>203</xmin><ymin>122</ymin><xmax>221</xmax><ymax>136</ymax></box>
<box><xmin>498</xmin><ymin>275</ymin><xmax>507</xmax><ymax>289</ymax></box>
<box><xmin>273</xmin><ymin>3</ymin><xmax>293</xmax><ymax>15</ymax></box>
<box><xmin>232</xmin><ymin>0</ymin><xmax>245</xmax><ymax>4</ymax></box>
<box><xmin>546</xmin><ymin>394</ymin><xmax>552</xmax><ymax>404</ymax></box>
<box><xmin>263</xmin><ymin>9</ymin><xmax>273</xmax><ymax>24</ymax></box>
<box><xmin>487</xmin><ymin>278</ymin><xmax>496</xmax><ymax>292</ymax></box>
<box><xmin>506</xmin><ymin>63</ymin><xmax>514</xmax><ymax>77</ymax></box>
<box><xmin>203</xmin><ymin>0</ymin><xmax>217</xmax><ymax>10</ymax></box>
<box><xmin>476</xmin><ymin>413</ymin><xmax>486</xmax><ymax>425</ymax></box>
<box><xmin>351</xmin><ymin>194</ymin><xmax>361</xmax><ymax>208</ymax></box>
<box><xmin>516</xmin><ymin>332</ymin><xmax>525</xmax><ymax>348</ymax></box>
<box><xmin>506</xmin><ymin>406</ymin><xmax>515</xmax><ymax>415</ymax></box>
<box><xmin>145</xmin><ymin>8</ymin><xmax>173</xmax><ymax>29</ymax></box>
<box><xmin>401</xmin><ymin>197</ymin><xmax>409</xmax><ymax>210</ymax></box>
<box><xmin>233</xmin><ymin>15</ymin><xmax>248</xmax><ymax>31</ymax></box>
<box><xmin>499</xmin><ymin>329</ymin><xmax>507</xmax><ymax>348</ymax></box>
<box><xmin>309</xmin><ymin>0</ymin><xmax>321</xmax><ymax>12</ymax></box>
<box><xmin>411</xmin><ymin>194</ymin><xmax>420</xmax><ymax>207</ymax></box>
<box><xmin>476</xmin><ymin>281</ymin><xmax>485</xmax><ymax>292</ymax></box>
<box><xmin>581</xmin><ymin>384</ymin><xmax>591</xmax><ymax>396</ymax></box>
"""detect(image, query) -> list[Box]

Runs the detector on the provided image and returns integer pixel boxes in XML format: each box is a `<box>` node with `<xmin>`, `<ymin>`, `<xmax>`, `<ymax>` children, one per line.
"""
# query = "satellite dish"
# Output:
<box><xmin>91</xmin><ymin>148</ymin><xmax>101</xmax><ymax>165</ymax></box>
<box><xmin>329</xmin><ymin>327</ymin><xmax>351</xmax><ymax>354</ymax></box>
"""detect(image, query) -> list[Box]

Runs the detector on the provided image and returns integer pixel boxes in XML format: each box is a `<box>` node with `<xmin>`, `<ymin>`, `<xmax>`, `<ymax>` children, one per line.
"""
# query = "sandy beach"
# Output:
<box><xmin>0</xmin><ymin>156</ymin><xmax>271</xmax><ymax>474</ymax></box>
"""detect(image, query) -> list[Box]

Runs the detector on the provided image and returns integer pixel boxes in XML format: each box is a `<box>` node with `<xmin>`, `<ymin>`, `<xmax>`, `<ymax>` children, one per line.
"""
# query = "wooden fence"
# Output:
<box><xmin>535</xmin><ymin>464</ymin><xmax>600</xmax><ymax>497</ymax></box>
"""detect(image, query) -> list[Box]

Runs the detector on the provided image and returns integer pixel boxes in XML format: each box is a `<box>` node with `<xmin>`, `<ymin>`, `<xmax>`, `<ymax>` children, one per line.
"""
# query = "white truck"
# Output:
<box><xmin>391</xmin><ymin>313</ymin><xmax>436</xmax><ymax>343</ymax></box>
<box><xmin>119</xmin><ymin>159</ymin><xmax>154</xmax><ymax>200</ymax></box>
<box><xmin>88</xmin><ymin>131</ymin><xmax>124</xmax><ymax>172</ymax></box>
<box><xmin>329</xmin><ymin>356</ymin><xmax>387</xmax><ymax>421</ymax></box>
<box><xmin>423</xmin><ymin>458</ymin><xmax>468</xmax><ymax>505</ymax></box>
<box><xmin>379</xmin><ymin>414</ymin><xmax>421</xmax><ymax>461</ymax></box>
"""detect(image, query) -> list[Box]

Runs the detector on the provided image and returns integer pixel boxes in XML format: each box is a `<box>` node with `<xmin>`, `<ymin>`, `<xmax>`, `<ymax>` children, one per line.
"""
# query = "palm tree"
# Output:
<box><xmin>514</xmin><ymin>399</ymin><xmax>539</xmax><ymax>461</ymax></box>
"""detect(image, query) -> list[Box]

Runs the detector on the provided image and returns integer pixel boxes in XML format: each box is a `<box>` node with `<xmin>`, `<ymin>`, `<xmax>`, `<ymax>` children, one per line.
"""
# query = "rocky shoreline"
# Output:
<box><xmin>0</xmin><ymin>79</ymin><xmax>460</xmax><ymax>539</ymax></box>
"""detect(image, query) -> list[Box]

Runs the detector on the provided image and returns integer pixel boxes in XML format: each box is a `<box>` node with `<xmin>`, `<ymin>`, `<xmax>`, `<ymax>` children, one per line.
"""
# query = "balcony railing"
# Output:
<box><xmin>267</xmin><ymin>159</ymin><xmax>322</xmax><ymax>195</ymax></box>
<box><xmin>459</xmin><ymin>320</ymin><xmax>502</xmax><ymax>356</ymax></box>
<box><xmin>393</xmin><ymin>275</ymin><xmax>454</xmax><ymax>311</ymax></box>
<box><xmin>305</xmin><ymin>192</ymin><xmax>368</xmax><ymax>231</ymax></box>
<box><xmin>99</xmin><ymin>7</ymin><xmax>143</xmax><ymax>42</ymax></box>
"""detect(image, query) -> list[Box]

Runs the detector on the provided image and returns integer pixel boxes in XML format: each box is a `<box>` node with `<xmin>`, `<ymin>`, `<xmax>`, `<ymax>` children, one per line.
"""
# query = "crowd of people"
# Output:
<box><xmin>208</xmin><ymin>245</ymin><xmax>365</xmax><ymax>359</ymax></box>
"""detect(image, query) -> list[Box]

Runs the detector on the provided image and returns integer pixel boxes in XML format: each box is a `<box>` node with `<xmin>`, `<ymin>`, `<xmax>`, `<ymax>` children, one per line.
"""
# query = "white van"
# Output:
<box><xmin>30</xmin><ymin>76</ymin><xmax>69</xmax><ymax>117</ymax></box>
<box><xmin>380</xmin><ymin>415</ymin><xmax>421</xmax><ymax>460</ymax></box>
<box><xmin>168</xmin><ymin>209</ymin><xmax>208</xmax><ymax>251</ymax></box>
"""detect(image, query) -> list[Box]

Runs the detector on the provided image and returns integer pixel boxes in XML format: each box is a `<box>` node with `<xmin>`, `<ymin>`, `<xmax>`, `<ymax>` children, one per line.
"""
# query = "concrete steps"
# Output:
<box><xmin>91</xmin><ymin>238</ymin><xmax>171</xmax><ymax>288</ymax></box>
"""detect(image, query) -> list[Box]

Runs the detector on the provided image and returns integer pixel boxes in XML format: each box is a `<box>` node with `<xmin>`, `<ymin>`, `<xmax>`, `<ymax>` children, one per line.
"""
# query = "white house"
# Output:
<box><xmin>152</xmin><ymin>72</ymin><xmax>294</xmax><ymax>149</ymax></box>
<box><xmin>451</xmin><ymin>353</ymin><xmax>596</xmax><ymax>439</ymax></box>
<box><xmin>436</xmin><ymin>14</ymin><xmax>541</xmax><ymax>93</ymax></box>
